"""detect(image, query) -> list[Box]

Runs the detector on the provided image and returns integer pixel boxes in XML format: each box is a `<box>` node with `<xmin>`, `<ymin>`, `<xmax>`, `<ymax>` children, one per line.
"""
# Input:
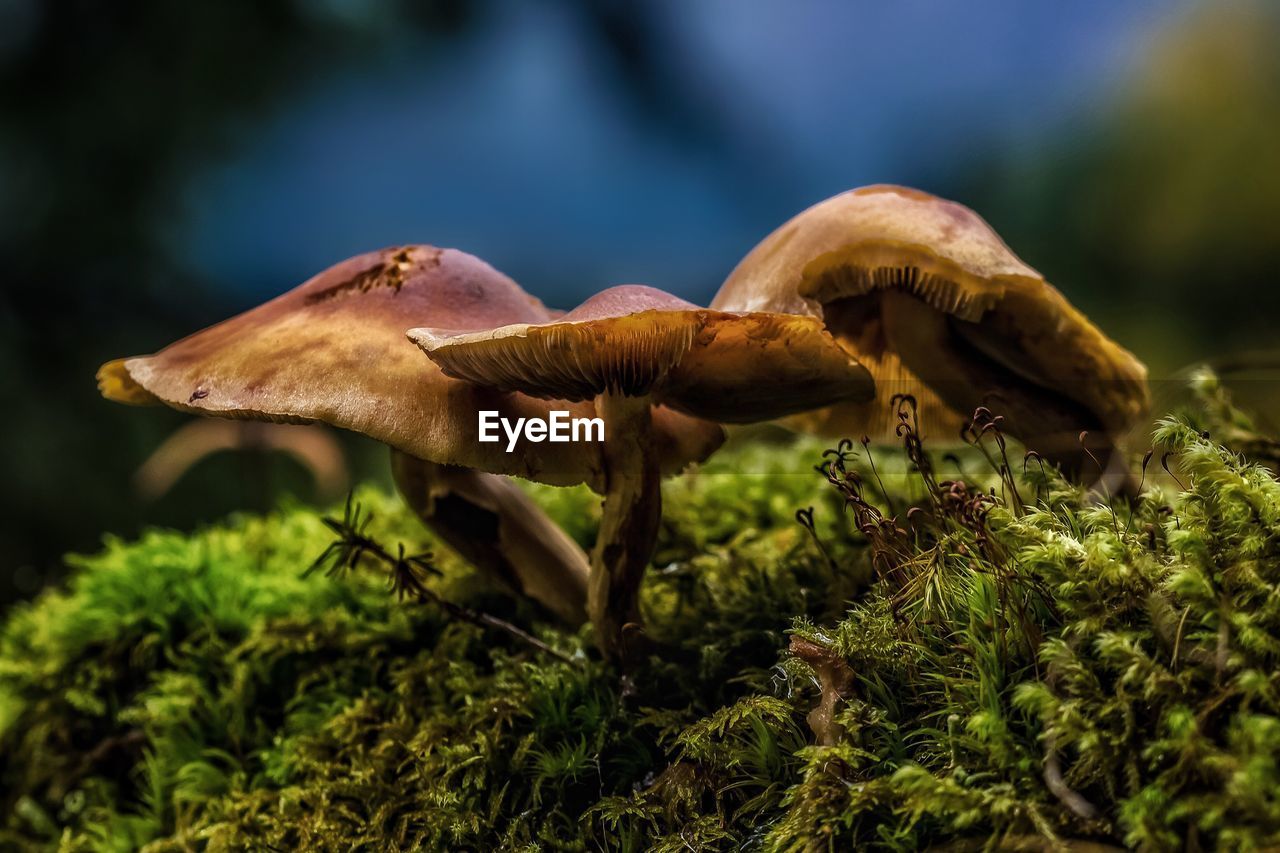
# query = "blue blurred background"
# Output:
<box><xmin>2</xmin><ymin>0</ymin><xmax>1277</xmax><ymax>603</ymax></box>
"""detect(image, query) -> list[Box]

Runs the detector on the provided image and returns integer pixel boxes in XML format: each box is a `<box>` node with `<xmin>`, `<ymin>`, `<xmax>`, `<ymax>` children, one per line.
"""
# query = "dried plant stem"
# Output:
<box><xmin>312</xmin><ymin>497</ymin><xmax>576</xmax><ymax>665</ymax></box>
<box><xmin>418</xmin><ymin>587</ymin><xmax>577</xmax><ymax>666</ymax></box>
<box><xmin>1043</xmin><ymin>737</ymin><xmax>1100</xmax><ymax>821</ymax></box>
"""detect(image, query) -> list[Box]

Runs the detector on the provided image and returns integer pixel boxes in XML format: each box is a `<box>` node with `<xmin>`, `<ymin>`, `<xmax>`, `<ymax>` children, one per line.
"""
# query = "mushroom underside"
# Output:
<box><xmin>820</xmin><ymin>290</ymin><xmax>1112</xmax><ymax>464</ymax></box>
<box><xmin>799</xmin><ymin>253</ymin><xmax>1147</xmax><ymax>431</ymax></box>
<box><xmin>391</xmin><ymin>451</ymin><xmax>590</xmax><ymax>625</ymax></box>
<box><xmin>413</xmin><ymin>309</ymin><xmax>875</xmax><ymax>425</ymax></box>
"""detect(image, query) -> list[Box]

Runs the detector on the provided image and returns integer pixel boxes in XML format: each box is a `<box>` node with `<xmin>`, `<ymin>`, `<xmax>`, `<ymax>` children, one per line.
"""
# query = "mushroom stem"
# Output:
<box><xmin>390</xmin><ymin>450</ymin><xmax>590</xmax><ymax>625</ymax></box>
<box><xmin>589</xmin><ymin>391</ymin><xmax>662</xmax><ymax>662</ymax></box>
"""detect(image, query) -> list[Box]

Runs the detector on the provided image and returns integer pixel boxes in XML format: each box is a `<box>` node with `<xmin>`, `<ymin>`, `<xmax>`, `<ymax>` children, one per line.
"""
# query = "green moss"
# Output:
<box><xmin>3</xmin><ymin>378</ymin><xmax>1280</xmax><ymax>851</ymax></box>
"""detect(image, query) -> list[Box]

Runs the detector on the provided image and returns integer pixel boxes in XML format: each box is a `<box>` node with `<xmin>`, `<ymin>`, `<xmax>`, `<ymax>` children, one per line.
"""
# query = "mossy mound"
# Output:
<box><xmin>3</xmin><ymin>374</ymin><xmax>1280</xmax><ymax>851</ymax></box>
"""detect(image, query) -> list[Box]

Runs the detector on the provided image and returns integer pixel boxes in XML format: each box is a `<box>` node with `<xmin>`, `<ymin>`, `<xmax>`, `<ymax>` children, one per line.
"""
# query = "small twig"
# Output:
<box><xmin>310</xmin><ymin>495</ymin><xmax>576</xmax><ymax>665</ymax></box>
<box><xmin>1172</xmin><ymin>605</ymin><xmax>1191</xmax><ymax>672</ymax></box>
<box><xmin>422</xmin><ymin>587</ymin><xmax>576</xmax><ymax>665</ymax></box>
<box><xmin>1043</xmin><ymin>652</ymin><xmax>1102</xmax><ymax>822</ymax></box>
<box><xmin>1043</xmin><ymin>737</ymin><xmax>1100</xmax><ymax>821</ymax></box>
<box><xmin>62</xmin><ymin>729</ymin><xmax>148</xmax><ymax>794</ymax></box>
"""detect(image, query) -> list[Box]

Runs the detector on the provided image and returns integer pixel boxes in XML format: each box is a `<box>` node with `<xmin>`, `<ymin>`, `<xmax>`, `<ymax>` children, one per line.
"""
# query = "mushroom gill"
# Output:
<box><xmin>713</xmin><ymin>184</ymin><xmax>1151</xmax><ymax>476</ymax></box>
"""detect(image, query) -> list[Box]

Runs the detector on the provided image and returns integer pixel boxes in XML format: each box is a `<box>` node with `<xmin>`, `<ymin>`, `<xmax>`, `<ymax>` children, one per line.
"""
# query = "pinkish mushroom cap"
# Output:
<box><xmin>99</xmin><ymin>247</ymin><xmax>723</xmax><ymax>488</ymax></box>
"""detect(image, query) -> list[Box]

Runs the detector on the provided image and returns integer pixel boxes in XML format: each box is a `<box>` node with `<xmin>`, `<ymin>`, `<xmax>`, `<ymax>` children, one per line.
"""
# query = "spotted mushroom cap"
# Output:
<box><xmin>711</xmin><ymin>184</ymin><xmax>1150</xmax><ymax>443</ymax></box>
<box><xmin>98</xmin><ymin>247</ymin><xmax>723</xmax><ymax>488</ymax></box>
<box><xmin>408</xmin><ymin>284</ymin><xmax>875</xmax><ymax>424</ymax></box>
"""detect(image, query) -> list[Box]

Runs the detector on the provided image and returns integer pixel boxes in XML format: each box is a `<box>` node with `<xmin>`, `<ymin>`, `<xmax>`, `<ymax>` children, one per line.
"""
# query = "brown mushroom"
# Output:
<box><xmin>409</xmin><ymin>284</ymin><xmax>874</xmax><ymax>659</ymax></box>
<box><xmin>98</xmin><ymin>246</ymin><xmax>723</xmax><ymax>625</ymax></box>
<box><xmin>712</xmin><ymin>185</ymin><xmax>1150</xmax><ymax>480</ymax></box>
<box><xmin>132</xmin><ymin>420</ymin><xmax>348</xmax><ymax>501</ymax></box>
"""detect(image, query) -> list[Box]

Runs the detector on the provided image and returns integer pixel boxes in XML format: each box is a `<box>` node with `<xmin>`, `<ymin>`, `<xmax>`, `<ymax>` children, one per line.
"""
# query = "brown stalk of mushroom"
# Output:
<box><xmin>711</xmin><ymin>185</ymin><xmax>1151</xmax><ymax>490</ymax></box>
<box><xmin>98</xmin><ymin>246</ymin><xmax>723</xmax><ymax>626</ymax></box>
<box><xmin>409</xmin><ymin>285</ymin><xmax>875</xmax><ymax>660</ymax></box>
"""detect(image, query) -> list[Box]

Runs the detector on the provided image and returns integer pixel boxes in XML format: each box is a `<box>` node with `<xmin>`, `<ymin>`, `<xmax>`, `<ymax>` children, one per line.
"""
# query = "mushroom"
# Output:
<box><xmin>98</xmin><ymin>246</ymin><xmax>723</xmax><ymax>625</ymax></box>
<box><xmin>408</xmin><ymin>284</ymin><xmax>875</xmax><ymax>659</ymax></box>
<box><xmin>132</xmin><ymin>420</ymin><xmax>348</xmax><ymax>501</ymax></box>
<box><xmin>712</xmin><ymin>185</ymin><xmax>1150</xmax><ymax>480</ymax></box>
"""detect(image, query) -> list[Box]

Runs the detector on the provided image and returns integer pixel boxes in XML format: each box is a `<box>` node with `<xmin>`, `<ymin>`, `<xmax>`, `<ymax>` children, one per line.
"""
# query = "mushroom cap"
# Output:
<box><xmin>409</xmin><ymin>284</ymin><xmax>875</xmax><ymax>424</ymax></box>
<box><xmin>711</xmin><ymin>184</ymin><xmax>1150</xmax><ymax>441</ymax></box>
<box><xmin>99</xmin><ymin>247</ymin><xmax>723</xmax><ymax>488</ymax></box>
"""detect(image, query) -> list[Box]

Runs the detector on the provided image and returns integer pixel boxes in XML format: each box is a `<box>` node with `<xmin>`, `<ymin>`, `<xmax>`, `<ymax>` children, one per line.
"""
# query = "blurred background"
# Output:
<box><xmin>2</xmin><ymin>0</ymin><xmax>1277</xmax><ymax>605</ymax></box>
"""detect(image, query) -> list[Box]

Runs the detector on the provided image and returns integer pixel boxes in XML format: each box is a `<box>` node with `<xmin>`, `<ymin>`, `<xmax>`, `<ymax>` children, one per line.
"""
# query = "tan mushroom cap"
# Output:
<box><xmin>98</xmin><ymin>247</ymin><xmax>722</xmax><ymax>487</ymax></box>
<box><xmin>409</xmin><ymin>284</ymin><xmax>875</xmax><ymax>424</ymax></box>
<box><xmin>712</xmin><ymin>184</ymin><xmax>1150</xmax><ymax>442</ymax></box>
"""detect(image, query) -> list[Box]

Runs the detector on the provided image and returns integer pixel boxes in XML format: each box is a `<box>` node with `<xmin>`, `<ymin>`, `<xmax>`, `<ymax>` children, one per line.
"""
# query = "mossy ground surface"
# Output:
<box><xmin>4</xmin><ymin>375</ymin><xmax>1280</xmax><ymax>851</ymax></box>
